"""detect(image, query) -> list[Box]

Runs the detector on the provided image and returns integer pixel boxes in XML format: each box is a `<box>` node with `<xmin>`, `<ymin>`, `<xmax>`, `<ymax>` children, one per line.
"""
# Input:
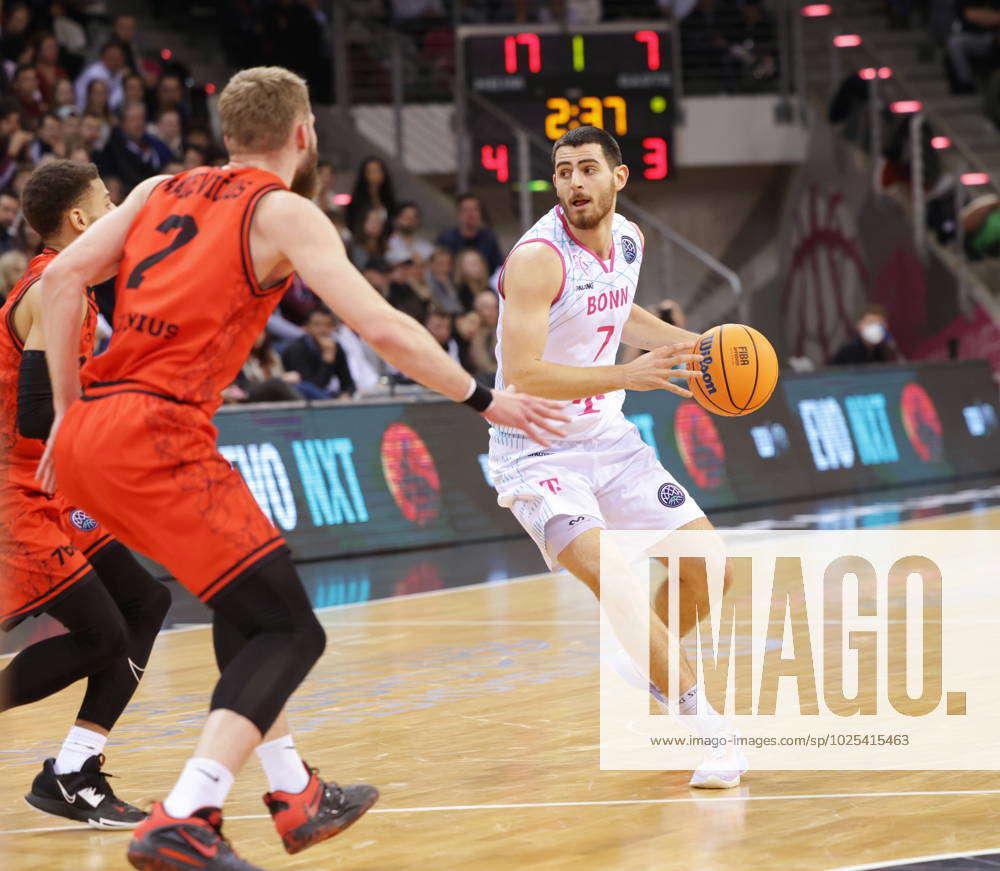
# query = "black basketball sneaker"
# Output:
<box><xmin>24</xmin><ymin>754</ymin><xmax>147</xmax><ymax>829</ymax></box>
<box><xmin>127</xmin><ymin>804</ymin><xmax>265</xmax><ymax>871</ymax></box>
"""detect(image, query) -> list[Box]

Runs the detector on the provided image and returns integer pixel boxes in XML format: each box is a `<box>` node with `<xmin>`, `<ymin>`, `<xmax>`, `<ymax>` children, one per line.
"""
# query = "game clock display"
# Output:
<box><xmin>459</xmin><ymin>24</ymin><xmax>676</xmax><ymax>183</ymax></box>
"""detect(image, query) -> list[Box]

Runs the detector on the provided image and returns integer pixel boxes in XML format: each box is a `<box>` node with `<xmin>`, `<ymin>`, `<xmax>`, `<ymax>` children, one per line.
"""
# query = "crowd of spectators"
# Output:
<box><xmin>0</xmin><ymin>2</ymin><xmax>220</xmax><ymax>258</ymax></box>
<box><xmin>0</xmin><ymin>1</ymin><xmax>228</xmax><ymax>326</ymax></box>
<box><xmin>254</xmin><ymin>154</ymin><xmax>507</xmax><ymax>403</ymax></box>
<box><xmin>0</xmin><ymin>5</ymin><xmax>509</xmax><ymax>406</ymax></box>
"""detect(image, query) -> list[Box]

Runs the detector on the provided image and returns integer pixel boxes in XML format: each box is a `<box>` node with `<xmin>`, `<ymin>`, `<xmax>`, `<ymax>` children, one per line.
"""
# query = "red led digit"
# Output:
<box><xmin>481</xmin><ymin>144</ymin><xmax>509</xmax><ymax>183</ymax></box>
<box><xmin>518</xmin><ymin>32</ymin><xmax>541</xmax><ymax>72</ymax></box>
<box><xmin>504</xmin><ymin>32</ymin><xmax>541</xmax><ymax>73</ymax></box>
<box><xmin>642</xmin><ymin>137</ymin><xmax>669</xmax><ymax>180</ymax></box>
<box><xmin>634</xmin><ymin>30</ymin><xmax>660</xmax><ymax>70</ymax></box>
<box><xmin>504</xmin><ymin>35</ymin><xmax>517</xmax><ymax>73</ymax></box>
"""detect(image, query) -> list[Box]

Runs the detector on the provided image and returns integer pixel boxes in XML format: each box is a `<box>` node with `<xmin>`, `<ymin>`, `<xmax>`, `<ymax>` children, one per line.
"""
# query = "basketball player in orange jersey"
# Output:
<box><xmin>0</xmin><ymin>160</ymin><xmax>170</xmax><ymax>828</ymax></box>
<box><xmin>36</xmin><ymin>67</ymin><xmax>568</xmax><ymax>871</ymax></box>
<box><xmin>490</xmin><ymin>125</ymin><xmax>747</xmax><ymax>788</ymax></box>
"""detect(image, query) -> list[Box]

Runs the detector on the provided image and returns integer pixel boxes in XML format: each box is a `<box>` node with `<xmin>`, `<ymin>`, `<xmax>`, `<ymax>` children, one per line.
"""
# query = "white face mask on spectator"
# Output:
<box><xmin>860</xmin><ymin>321</ymin><xmax>886</xmax><ymax>345</ymax></box>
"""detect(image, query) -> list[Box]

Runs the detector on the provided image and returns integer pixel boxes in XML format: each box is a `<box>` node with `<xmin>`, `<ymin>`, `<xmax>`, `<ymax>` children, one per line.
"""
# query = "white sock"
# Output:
<box><xmin>256</xmin><ymin>735</ymin><xmax>309</xmax><ymax>794</ymax></box>
<box><xmin>163</xmin><ymin>758</ymin><xmax>235</xmax><ymax>818</ymax></box>
<box><xmin>677</xmin><ymin>684</ymin><xmax>731</xmax><ymax>739</ymax></box>
<box><xmin>54</xmin><ymin>726</ymin><xmax>107</xmax><ymax>774</ymax></box>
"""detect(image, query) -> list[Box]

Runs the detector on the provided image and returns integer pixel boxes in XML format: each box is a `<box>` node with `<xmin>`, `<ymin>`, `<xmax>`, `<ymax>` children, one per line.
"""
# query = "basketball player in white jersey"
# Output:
<box><xmin>490</xmin><ymin>126</ymin><xmax>746</xmax><ymax>788</ymax></box>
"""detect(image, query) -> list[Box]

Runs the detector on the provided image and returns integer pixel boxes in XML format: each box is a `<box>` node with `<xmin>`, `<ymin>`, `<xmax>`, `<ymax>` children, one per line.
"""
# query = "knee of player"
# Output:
<box><xmin>143</xmin><ymin>579</ymin><xmax>172</xmax><ymax>626</ymax></box>
<box><xmin>293</xmin><ymin>612</ymin><xmax>327</xmax><ymax>666</ymax></box>
<box><xmin>91</xmin><ymin>614</ymin><xmax>130</xmax><ymax>666</ymax></box>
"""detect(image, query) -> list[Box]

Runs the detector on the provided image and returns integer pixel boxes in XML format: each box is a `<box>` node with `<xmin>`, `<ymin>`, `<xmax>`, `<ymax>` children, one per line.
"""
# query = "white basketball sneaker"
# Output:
<box><xmin>689</xmin><ymin>735</ymin><xmax>749</xmax><ymax>789</ymax></box>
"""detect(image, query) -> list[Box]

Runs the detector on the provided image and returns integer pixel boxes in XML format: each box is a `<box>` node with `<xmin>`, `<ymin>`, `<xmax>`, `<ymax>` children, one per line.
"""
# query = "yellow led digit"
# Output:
<box><xmin>602</xmin><ymin>96</ymin><xmax>628</xmax><ymax>135</ymax></box>
<box><xmin>545</xmin><ymin>97</ymin><xmax>571</xmax><ymax>139</ymax></box>
<box><xmin>578</xmin><ymin>96</ymin><xmax>603</xmax><ymax>128</ymax></box>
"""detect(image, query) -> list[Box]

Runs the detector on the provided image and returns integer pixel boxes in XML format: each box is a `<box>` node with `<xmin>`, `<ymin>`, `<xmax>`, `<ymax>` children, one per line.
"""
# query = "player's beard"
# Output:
<box><xmin>560</xmin><ymin>178</ymin><xmax>615</xmax><ymax>231</ymax></box>
<box><xmin>290</xmin><ymin>142</ymin><xmax>319</xmax><ymax>199</ymax></box>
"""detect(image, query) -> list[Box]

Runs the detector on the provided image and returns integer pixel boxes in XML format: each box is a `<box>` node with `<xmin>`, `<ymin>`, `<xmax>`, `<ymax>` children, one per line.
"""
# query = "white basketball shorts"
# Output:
<box><xmin>489</xmin><ymin>418</ymin><xmax>706</xmax><ymax>570</ymax></box>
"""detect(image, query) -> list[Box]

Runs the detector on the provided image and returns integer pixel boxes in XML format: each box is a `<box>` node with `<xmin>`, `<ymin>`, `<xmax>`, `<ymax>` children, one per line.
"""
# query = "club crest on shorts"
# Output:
<box><xmin>70</xmin><ymin>509</ymin><xmax>99</xmax><ymax>532</ymax></box>
<box><xmin>657</xmin><ymin>483</ymin><xmax>686</xmax><ymax>508</ymax></box>
<box><xmin>621</xmin><ymin>235</ymin><xmax>638</xmax><ymax>264</ymax></box>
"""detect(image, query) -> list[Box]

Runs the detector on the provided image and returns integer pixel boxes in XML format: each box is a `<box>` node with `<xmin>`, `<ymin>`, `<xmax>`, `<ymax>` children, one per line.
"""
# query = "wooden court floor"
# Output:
<box><xmin>2</xmin><ymin>509</ymin><xmax>999</xmax><ymax>871</ymax></box>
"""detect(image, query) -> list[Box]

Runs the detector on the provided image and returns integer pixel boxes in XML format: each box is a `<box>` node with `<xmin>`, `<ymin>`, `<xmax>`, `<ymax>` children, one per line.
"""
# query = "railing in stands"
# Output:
<box><xmin>336</xmin><ymin>0</ymin><xmax>798</xmax><ymax>106</ymax></box>
<box><xmin>802</xmin><ymin>5</ymin><xmax>1000</xmax><ymax>305</ymax></box>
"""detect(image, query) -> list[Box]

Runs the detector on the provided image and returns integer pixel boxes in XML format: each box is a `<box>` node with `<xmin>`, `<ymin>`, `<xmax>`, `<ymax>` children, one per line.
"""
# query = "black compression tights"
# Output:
<box><xmin>0</xmin><ymin>543</ymin><xmax>171</xmax><ymax>731</ymax></box>
<box><xmin>208</xmin><ymin>553</ymin><xmax>326</xmax><ymax>735</ymax></box>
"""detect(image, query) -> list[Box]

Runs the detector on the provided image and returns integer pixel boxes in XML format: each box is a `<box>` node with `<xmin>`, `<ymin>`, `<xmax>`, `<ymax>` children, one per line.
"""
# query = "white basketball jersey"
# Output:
<box><xmin>491</xmin><ymin>204</ymin><xmax>643</xmax><ymax>453</ymax></box>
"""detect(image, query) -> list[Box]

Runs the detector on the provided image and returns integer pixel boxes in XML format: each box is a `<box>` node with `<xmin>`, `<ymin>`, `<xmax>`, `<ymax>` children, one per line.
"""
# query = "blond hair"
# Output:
<box><xmin>218</xmin><ymin>66</ymin><xmax>310</xmax><ymax>153</ymax></box>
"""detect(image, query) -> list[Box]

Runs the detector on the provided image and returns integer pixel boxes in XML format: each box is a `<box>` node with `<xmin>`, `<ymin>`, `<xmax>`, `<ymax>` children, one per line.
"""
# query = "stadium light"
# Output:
<box><xmin>801</xmin><ymin>4</ymin><xmax>833</xmax><ymax>16</ymax></box>
<box><xmin>160</xmin><ymin>48</ymin><xmax>172</xmax><ymax>60</ymax></box>
<box><xmin>890</xmin><ymin>100</ymin><xmax>922</xmax><ymax>113</ymax></box>
<box><xmin>930</xmin><ymin>136</ymin><xmax>951</xmax><ymax>150</ymax></box>
<box><xmin>961</xmin><ymin>172</ymin><xmax>991</xmax><ymax>186</ymax></box>
<box><xmin>878</xmin><ymin>66</ymin><xmax>892</xmax><ymax>78</ymax></box>
<box><xmin>333</xmin><ymin>193</ymin><xmax>352</xmax><ymax>206</ymax></box>
<box><xmin>833</xmin><ymin>34</ymin><xmax>862</xmax><ymax>47</ymax></box>
<box><xmin>205</xmin><ymin>82</ymin><xmax>217</xmax><ymax>95</ymax></box>
<box><xmin>859</xmin><ymin>67</ymin><xmax>877</xmax><ymax>80</ymax></box>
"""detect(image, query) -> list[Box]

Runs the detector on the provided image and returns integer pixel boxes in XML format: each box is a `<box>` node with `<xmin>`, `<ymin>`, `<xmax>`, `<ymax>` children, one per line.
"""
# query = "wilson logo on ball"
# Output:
<box><xmin>698</xmin><ymin>335</ymin><xmax>718</xmax><ymax>396</ymax></box>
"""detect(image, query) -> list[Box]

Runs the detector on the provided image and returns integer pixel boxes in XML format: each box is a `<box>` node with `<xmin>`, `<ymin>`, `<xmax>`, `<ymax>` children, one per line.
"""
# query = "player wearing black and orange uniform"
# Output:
<box><xmin>0</xmin><ymin>160</ymin><xmax>170</xmax><ymax>828</ymax></box>
<box><xmin>37</xmin><ymin>68</ymin><xmax>567</xmax><ymax>871</ymax></box>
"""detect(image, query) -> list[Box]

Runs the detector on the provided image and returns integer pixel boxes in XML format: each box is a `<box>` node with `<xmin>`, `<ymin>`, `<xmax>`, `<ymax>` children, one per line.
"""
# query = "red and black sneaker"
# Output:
<box><xmin>263</xmin><ymin>763</ymin><xmax>379</xmax><ymax>855</ymax></box>
<box><xmin>127</xmin><ymin>802</ymin><xmax>265</xmax><ymax>871</ymax></box>
<box><xmin>24</xmin><ymin>755</ymin><xmax>147</xmax><ymax>829</ymax></box>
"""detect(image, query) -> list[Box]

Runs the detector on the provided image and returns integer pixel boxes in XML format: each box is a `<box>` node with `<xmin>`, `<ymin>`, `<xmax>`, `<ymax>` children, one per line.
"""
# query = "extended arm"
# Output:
<box><xmin>256</xmin><ymin>192</ymin><xmax>569</xmax><ymax>438</ymax></box>
<box><xmin>260</xmin><ymin>193</ymin><xmax>486</xmax><ymax>402</ymax></box>
<box><xmin>622</xmin><ymin>303</ymin><xmax>699</xmax><ymax>350</ymax></box>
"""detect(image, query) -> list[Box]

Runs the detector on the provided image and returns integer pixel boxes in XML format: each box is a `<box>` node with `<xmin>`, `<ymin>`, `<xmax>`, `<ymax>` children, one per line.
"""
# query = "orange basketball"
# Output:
<box><xmin>687</xmin><ymin>324</ymin><xmax>779</xmax><ymax>417</ymax></box>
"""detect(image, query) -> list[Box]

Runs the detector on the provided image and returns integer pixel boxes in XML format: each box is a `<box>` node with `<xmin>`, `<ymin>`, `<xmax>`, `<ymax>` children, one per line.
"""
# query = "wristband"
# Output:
<box><xmin>463</xmin><ymin>381</ymin><xmax>494</xmax><ymax>413</ymax></box>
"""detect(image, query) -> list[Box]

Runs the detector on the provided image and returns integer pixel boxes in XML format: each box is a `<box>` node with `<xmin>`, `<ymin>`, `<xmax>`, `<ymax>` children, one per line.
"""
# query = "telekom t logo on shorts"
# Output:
<box><xmin>539</xmin><ymin>478</ymin><xmax>562</xmax><ymax>493</ymax></box>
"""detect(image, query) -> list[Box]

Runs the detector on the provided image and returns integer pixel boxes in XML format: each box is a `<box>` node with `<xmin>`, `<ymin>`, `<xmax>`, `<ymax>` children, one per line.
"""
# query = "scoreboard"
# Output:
<box><xmin>458</xmin><ymin>23</ymin><xmax>676</xmax><ymax>184</ymax></box>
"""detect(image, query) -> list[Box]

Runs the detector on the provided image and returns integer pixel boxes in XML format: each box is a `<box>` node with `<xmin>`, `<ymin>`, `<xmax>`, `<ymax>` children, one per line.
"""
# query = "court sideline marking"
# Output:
<box><xmin>4</xmin><ymin>788</ymin><xmax>1000</xmax><ymax>836</ymax></box>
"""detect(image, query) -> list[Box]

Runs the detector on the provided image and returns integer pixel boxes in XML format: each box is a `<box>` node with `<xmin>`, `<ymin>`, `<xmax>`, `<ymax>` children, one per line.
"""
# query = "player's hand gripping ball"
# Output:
<box><xmin>687</xmin><ymin>324</ymin><xmax>779</xmax><ymax>416</ymax></box>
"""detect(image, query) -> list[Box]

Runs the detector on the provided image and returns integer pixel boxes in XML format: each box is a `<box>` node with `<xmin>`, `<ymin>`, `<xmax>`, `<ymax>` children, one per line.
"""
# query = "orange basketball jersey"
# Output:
<box><xmin>0</xmin><ymin>249</ymin><xmax>100</xmax><ymax>480</ymax></box>
<box><xmin>82</xmin><ymin>166</ymin><xmax>293</xmax><ymax>413</ymax></box>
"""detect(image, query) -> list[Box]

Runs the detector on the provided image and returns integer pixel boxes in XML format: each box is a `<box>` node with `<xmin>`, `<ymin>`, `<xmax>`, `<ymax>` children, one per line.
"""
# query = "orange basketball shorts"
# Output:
<box><xmin>53</xmin><ymin>390</ymin><xmax>287</xmax><ymax>601</ymax></box>
<box><xmin>0</xmin><ymin>477</ymin><xmax>113</xmax><ymax>630</ymax></box>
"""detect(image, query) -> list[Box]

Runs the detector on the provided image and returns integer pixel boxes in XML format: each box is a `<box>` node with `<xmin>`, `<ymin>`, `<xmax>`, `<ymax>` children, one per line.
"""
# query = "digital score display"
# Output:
<box><xmin>460</xmin><ymin>24</ymin><xmax>675</xmax><ymax>184</ymax></box>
